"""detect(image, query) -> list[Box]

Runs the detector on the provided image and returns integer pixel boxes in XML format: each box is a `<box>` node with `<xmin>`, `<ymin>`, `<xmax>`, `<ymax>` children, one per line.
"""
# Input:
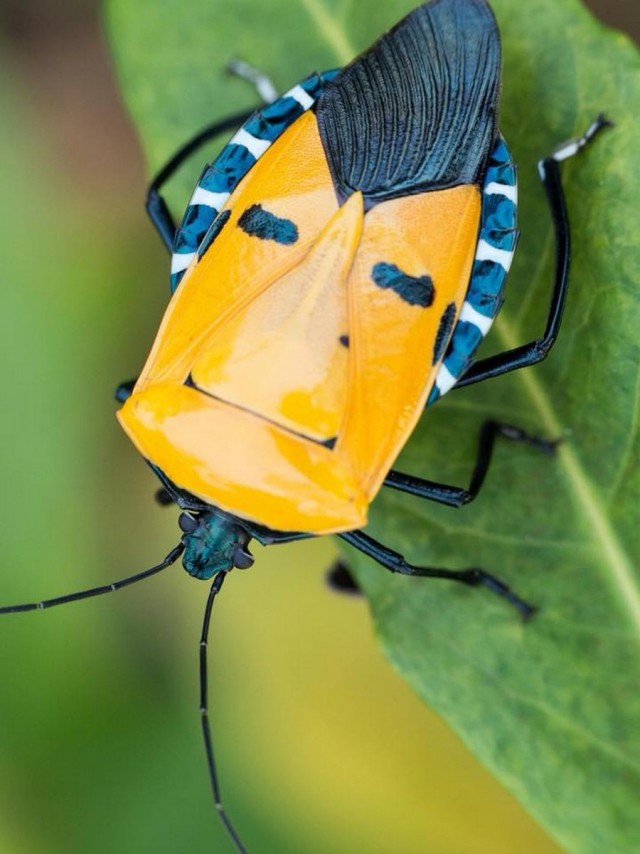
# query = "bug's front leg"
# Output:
<box><xmin>339</xmin><ymin>529</ymin><xmax>535</xmax><ymax>619</ymax></box>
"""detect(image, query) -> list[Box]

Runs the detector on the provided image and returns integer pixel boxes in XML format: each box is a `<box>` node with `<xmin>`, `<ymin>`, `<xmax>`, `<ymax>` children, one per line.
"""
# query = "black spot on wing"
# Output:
<box><xmin>197</xmin><ymin>209</ymin><xmax>231</xmax><ymax>259</ymax></box>
<box><xmin>339</xmin><ymin>335</ymin><xmax>349</xmax><ymax>348</ymax></box>
<box><xmin>321</xmin><ymin>436</ymin><xmax>337</xmax><ymax>450</ymax></box>
<box><xmin>371</xmin><ymin>262</ymin><xmax>434</xmax><ymax>308</ymax></box>
<box><xmin>238</xmin><ymin>204</ymin><xmax>298</xmax><ymax>244</ymax></box>
<box><xmin>433</xmin><ymin>302</ymin><xmax>457</xmax><ymax>364</ymax></box>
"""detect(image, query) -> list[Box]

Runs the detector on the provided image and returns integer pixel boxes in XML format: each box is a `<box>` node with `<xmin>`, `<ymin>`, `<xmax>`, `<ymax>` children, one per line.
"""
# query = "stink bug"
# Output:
<box><xmin>0</xmin><ymin>0</ymin><xmax>610</xmax><ymax>850</ymax></box>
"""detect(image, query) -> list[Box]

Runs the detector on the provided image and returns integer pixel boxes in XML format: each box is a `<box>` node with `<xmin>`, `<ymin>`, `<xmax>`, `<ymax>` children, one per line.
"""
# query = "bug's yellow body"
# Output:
<box><xmin>118</xmin><ymin>111</ymin><xmax>480</xmax><ymax>533</ymax></box>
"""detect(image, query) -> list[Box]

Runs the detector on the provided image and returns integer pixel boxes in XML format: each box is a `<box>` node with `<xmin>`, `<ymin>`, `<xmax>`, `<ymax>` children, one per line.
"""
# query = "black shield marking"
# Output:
<box><xmin>316</xmin><ymin>0</ymin><xmax>500</xmax><ymax>206</ymax></box>
<box><xmin>371</xmin><ymin>262</ymin><xmax>435</xmax><ymax>308</ymax></box>
<box><xmin>238</xmin><ymin>204</ymin><xmax>298</xmax><ymax>244</ymax></box>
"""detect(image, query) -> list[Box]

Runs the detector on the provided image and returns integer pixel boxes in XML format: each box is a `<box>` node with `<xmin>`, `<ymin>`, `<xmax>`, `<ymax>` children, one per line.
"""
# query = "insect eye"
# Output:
<box><xmin>178</xmin><ymin>512</ymin><xmax>198</xmax><ymax>534</ymax></box>
<box><xmin>233</xmin><ymin>545</ymin><xmax>254</xmax><ymax>569</ymax></box>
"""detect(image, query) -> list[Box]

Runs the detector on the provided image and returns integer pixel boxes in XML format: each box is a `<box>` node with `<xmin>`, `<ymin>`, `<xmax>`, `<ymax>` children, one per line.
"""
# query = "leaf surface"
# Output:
<box><xmin>107</xmin><ymin>1</ymin><xmax>640</xmax><ymax>849</ymax></box>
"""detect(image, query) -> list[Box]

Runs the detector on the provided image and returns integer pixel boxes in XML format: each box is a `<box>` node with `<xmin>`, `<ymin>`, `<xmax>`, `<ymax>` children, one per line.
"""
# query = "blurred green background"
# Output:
<box><xmin>0</xmin><ymin>1</ymin><xmax>636</xmax><ymax>852</ymax></box>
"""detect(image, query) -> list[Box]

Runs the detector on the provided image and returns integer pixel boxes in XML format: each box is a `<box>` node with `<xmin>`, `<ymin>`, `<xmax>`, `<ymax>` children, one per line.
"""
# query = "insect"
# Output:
<box><xmin>1</xmin><ymin>0</ymin><xmax>609</xmax><ymax>850</ymax></box>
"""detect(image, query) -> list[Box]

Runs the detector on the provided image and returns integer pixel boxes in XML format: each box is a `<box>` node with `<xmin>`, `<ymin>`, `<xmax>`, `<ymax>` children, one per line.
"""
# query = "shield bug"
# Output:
<box><xmin>1</xmin><ymin>1</ymin><xmax>610</xmax><ymax>849</ymax></box>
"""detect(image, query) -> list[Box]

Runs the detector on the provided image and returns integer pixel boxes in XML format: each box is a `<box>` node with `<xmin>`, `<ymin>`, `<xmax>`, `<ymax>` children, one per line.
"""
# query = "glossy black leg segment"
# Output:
<box><xmin>146</xmin><ymin>109</ymin><xmax>256</xmax><ymax>252</ymax></box>
<box><xmin>199</xmin><ymin>571</ymin><xmax>247</xmax><ymax>853</ymax></box>
<box><xmin>339</xmin><ymin>530</ymin><xmax>534</xmax><ymax>619</ymax></box>
<box><xmin>456</xmin><ymin>115</ymin><xmax>612</xmax><ymax>389</ymax></box>
<box><xmin>384</xmin><ymin>420</ymin><xmax>558</xmax><ymax>508</ymax></box>
<box><xmin>326</xmin><ymin>558</ymin><xmax>362</xmax><ymax>596</ymax></box>
<box><xmin>155</xmin><ymin>487</ymin><xmax>175</xmax><ymax>507</ymax></box>
<box><xmin>226</xmin><ymin>59</ymin><xmax>278</xmax><ymax>104</ymax></box>
<box><xmin>115</xmin><ymin>378</ymin><xmax>136</xmax><ymax>403</ymax></box>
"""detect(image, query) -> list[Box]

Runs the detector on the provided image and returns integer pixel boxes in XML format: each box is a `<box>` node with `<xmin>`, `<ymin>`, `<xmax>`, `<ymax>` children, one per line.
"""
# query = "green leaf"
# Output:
<box><xmin>106</xmin><ymin>0</ymin><xmax>640</xmax><ymax>850</ymax></box>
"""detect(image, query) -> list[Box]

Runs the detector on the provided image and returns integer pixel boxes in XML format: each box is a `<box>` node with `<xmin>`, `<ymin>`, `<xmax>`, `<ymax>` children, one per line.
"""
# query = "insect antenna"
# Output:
<box><xmin>199</xmin><ymin>570</ymin><xmax>246</xmax><ymax>853</ymax></box>
<box><xmin>0</xmin><ymin>543</ymin><xmax>185</xmax><ymax>614</ymax></box>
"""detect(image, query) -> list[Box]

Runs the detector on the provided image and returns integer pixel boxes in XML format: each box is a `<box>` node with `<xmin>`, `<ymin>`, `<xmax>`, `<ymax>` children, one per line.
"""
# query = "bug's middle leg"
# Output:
<box><xmin>331</xmin><ymin>421</ymin><xmax>555</xmax><ymax>599</ymax></box>
<box><xmin>383</xmin><ymin>420</ymin><xmax>558</xmax><ymax>507</ymax></box>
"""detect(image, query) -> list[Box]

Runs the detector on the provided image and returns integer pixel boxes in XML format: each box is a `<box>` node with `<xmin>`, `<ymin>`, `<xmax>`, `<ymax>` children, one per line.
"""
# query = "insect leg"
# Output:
<box><xmin>326</xmin><ymin>558</ymin><xmax>362</xmax><ymax>596</ymax></box>
<box><xmin>114</xmin><ymin>378</ymin><xmax>136</xmax><ymax>403</ymax></box>
<box><xmin>384</xmin><ymin>420</ymin><xmax>557</xmax><ymax>508</ymax></box>
<box><xmin>154</xmin><ymin>487</ymin><xmax>175</xmax><ymax>506</ymax></box>
<box><xmin>339</xmin><ymin>530</ymin><xmax>534</xmax><ymax>619</ymax></box>
<box><xmin>226</xmin><ymin>59</ymin><xmax>278</xmax><ymax>104</ymax></box>
<box><xmin>146</xmin><ymin>109</ymin><xmax>256</xmax><ymax>252</ymax></box>
<box><xmin>0</xmin><ymin>544</ymin><xmax>184</xmax><ymax>614</ymax></box>
<box><xmin>455</xmin><ymin>114</ymin><xmax>612</xmax><ymax>389</ymax></box>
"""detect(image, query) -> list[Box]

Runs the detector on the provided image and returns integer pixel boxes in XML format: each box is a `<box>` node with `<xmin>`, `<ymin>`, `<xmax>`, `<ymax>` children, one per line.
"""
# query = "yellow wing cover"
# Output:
<box><xmin>118</xmin><ymin>111</ymin><xmax>480</xmax><ymax>534</ymax></box>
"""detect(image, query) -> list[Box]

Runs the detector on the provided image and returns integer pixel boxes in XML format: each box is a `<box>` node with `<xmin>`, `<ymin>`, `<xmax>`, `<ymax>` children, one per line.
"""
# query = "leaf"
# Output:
<box><xmin>106</xmin><ymin>0</ymin><xmax>640</xmax><ymax>850</ymax></box>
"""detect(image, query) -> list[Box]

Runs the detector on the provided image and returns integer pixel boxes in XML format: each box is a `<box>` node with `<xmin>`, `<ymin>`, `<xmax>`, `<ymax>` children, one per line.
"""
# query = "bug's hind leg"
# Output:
<box><xmin>162</xmin><ymin>70</ymin><xmax>339</xmax><ymax>291</ymax></box>
<box><xmin>146</xmin><ymin>109</ymin><xmax>256</xmax><ymax>252</ymax></box>
<box><xmin>339</xmin><ymin>529</ymin><xmax>535</xmax><ymax>619</ymax></box>
<box><xmin>226</xmin><ymin>59</ymin><xmax>278</xmax><ymax>104</ymax></box>
<box><xmin>384</xmin><ymin>420</ymin><xmax>558</xmax><ymax>508</ymax></box>
<box><xmin>456</xmin><ymin>114</ymin><xmax>612</xmax><ymax>389</ymax></box>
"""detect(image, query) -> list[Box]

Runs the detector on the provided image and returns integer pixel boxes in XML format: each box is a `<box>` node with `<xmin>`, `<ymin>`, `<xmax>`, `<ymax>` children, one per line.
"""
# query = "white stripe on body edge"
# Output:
<box><xmin>171</xmin><ymin>252</ymin><xmax>196</xmax><ymax>274</ymax></box>
<box><xmin>229</xmin><ymin>127</ymin><xmax>272</xmax><ymax>159</ymax></box>
<box><xmin>459</xmin><ymin>302</ymin><xmax>495</xmax><ymax>336</ymax></box>
<box><xmin>284</xmin><ymin>84</ymin><xmax>315</xmax><ymax>110</ymax></box>
<box><xmin>188</xmin><ymin>187</ymin><xmax>230</xmax><ymax>210</ymax></box>
<box><xmin>484</xmin><ymin>181</ymin><xmax>518</xmax><ymax>203</ymax></box>
<box><xmin>476</xmin><ymin>239</ymin><xmax>514</xmax><ymax>272</ymax></box>
<box><xmin>434</xmin><ymin>363</ymin><xmax>458</xmax><ymax>395</ymax></box>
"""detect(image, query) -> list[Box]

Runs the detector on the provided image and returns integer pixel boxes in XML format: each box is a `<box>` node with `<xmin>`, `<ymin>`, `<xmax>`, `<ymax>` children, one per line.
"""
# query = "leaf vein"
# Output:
<box><xmin>381</xmin><ymin>492</ymin><xmax>592</xmax><ymax>551</ymax></box>
<box><xmin>607</xmin><ymin>364</ymin><xmax>640</xmax><ymax>505</ymax></box>
<box><xmin>495</xmin><ymin>314</ymin><xmax>640</xmax><ymax>634</ymax></box>
<box><xmin>300</xmin><ymin>0</ymin><xmax>356</xmax><ymax>64</ymax></box>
